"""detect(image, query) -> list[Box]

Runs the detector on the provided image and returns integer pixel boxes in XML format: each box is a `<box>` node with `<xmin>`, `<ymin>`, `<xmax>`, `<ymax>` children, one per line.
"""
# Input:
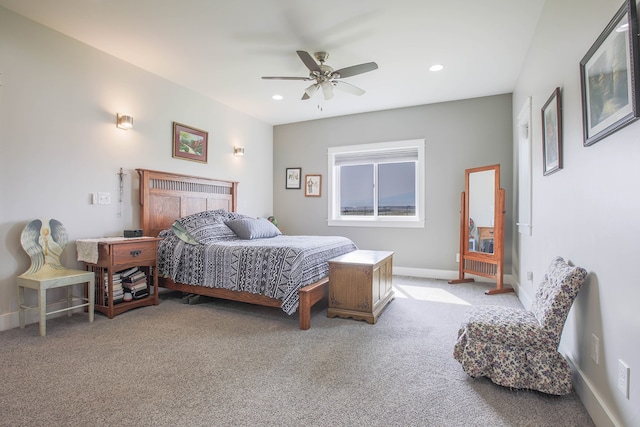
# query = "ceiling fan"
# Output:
<box><xmin>262</xmin><ymin>50</ymin><xmax>378</xmax><ymax>101</ymax></box>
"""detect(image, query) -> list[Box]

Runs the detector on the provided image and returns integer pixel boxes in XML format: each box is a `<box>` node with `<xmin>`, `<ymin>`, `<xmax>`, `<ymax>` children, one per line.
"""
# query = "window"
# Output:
<box><xmin>327</xmin><ymin>139</ymin><xmax>425</xmax><ymax>228</ymax></box>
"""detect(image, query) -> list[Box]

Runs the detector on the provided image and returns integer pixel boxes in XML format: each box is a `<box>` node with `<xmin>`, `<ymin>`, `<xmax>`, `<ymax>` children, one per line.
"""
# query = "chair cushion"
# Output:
<box><xmin>462</xmin><ymin>305</ymin><xmax>555</xmax><ymax>349</ymax></box>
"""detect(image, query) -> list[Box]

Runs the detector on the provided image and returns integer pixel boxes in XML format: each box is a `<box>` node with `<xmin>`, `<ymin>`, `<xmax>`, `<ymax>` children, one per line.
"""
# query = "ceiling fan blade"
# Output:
<box><xmin>261</xmin><ymin>76</ymin><xmax>312</xmax><ymax>81</ymax></box>
<box><xmin>332</xmin><ymin>62</ymin><xmax>378</xmax><ymax>79</ymax></box>
<box><xmin>302</xmin><ymin>93</ymin><xmax>310</xmax><ymax>100</ymax></box>
<box><xmin>321</xmin><ymin>81</ymin><xmax>334</xmax><ymax>100</ymax></box>
<box><xmin>296</xmin><ymin>50</ymin><xmax>321</xmax><ymax>73</ymax></box>
<box><xmin>333</xmin><ymin>81</ymin><xmax>365</xmax><ymax>96</ymax></box>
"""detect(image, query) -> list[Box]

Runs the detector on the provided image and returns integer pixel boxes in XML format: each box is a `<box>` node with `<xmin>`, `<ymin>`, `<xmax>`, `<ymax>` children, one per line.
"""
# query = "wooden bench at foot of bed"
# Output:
<box><xmin>159</xmin><ymin>276</ymin><xmax>329</xmax><ymax>330</ymax></box>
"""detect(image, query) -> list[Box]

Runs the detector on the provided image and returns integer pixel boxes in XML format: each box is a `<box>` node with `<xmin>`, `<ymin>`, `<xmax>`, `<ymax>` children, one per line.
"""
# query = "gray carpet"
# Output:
<box><xmin>0</xmin><ymin>276</ymin><xmax>594</xmax><ymax>427</ymax></box>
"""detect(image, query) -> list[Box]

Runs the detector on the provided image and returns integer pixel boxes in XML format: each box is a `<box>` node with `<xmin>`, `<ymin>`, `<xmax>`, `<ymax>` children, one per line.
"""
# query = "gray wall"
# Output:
<box><xmin>273</xmin><ymin>94</ymin><xmax>513</xmax><ymax>276</ymax></box>
<box><xmin>512</xmin><ymin>1</ymin><xmax>640</xmax><ymax>425</ymax></box>
<box><xmin>0</xmin><ymin>7</ymin><xmax>273</xmax><ymax>330</ymax></box>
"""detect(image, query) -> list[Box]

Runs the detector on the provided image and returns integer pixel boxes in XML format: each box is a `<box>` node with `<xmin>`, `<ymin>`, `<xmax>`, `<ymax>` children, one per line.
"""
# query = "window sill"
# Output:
<box><xmin>327</xmin><ymin>219</ymin><xmax>425</xmax><ymax>228</ymax></box>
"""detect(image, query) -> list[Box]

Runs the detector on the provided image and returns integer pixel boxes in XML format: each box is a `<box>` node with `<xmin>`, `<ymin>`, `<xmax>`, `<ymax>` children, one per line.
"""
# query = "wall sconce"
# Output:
<box><xmin>116</xmin><ymin>113</ymin><xmax>133</xmax><ymax>130</ymax></box>
<box><xmin>233</xmin><ymin>146</ymin><xmax>245</xmax><ymax>157</ymax></box>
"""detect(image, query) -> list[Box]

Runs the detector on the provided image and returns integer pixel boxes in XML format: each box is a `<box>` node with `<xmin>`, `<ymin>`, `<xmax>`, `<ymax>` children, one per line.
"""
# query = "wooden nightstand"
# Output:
<box><xmin>82</xmin><ymin>237</ymin><xmax>161</xmax><ymax>318</ymax></box>
<box><xmin>327</xmin><ymin>250</ymin><xmax>394</xmax><ymax>324</ymax></box>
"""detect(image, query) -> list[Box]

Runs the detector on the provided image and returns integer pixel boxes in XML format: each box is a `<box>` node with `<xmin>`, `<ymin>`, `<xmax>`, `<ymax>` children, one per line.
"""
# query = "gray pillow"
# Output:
<box><xmin>225</xmin><ymin>217</ymin><xmax>282</xmax><ymax>240</ymax></box>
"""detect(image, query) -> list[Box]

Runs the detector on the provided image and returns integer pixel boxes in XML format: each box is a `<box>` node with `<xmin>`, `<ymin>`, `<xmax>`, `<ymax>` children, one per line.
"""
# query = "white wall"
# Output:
<box><xmin>513</xmin><ymin>0</ymin><xmax>640</xmax><ymax>425</ymax></box>
<box><xmin>0</xmin><ymin>8</ymin><xmax>273</xmax><ymax>330</ymax></box>
<box><xmin>273</xmin><ymin>95</ymin><xmax>513</xmax><ymax>279</ymax></box>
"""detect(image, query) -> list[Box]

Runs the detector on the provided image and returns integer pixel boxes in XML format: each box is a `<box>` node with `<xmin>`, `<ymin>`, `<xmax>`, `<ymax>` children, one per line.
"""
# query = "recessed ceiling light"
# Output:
<box><xmin>429</xmin><ymin>64</ymin><xmax>444</xmax><ymax>72</ymax></box>
<box><xmin>272</xmin><ymin>94</ymin><xmax>283</xmax><ymax>100</ymax></box>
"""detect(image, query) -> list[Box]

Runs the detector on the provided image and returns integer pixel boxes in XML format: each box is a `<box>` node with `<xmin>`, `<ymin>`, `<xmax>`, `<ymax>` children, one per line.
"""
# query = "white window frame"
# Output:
<box><xmin>327</xmin><ymin>139</ymin><xmax>425</xmax><ymax>228</ymax></box>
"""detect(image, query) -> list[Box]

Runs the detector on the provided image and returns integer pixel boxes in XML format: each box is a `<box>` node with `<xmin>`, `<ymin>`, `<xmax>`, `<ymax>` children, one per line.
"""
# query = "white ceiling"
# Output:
<box><xmin>0</xmin><ymin>0</ymin><xmax>545</xmax><ymax>125</ymax></box>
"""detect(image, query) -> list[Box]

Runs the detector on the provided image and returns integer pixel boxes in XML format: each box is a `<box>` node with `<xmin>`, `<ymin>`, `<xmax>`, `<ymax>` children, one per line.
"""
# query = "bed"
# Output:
<box><xmin>136</xmin><ymin>168</ymin><xmax>357</xmax><ymax>329</ymax></box>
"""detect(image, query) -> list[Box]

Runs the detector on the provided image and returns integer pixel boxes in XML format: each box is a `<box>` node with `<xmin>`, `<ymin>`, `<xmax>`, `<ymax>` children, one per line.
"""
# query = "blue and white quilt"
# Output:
<box><xmin>157</xmin><ymin>210</ymin><xmax>357</xmax><ymax>314</ymax></box>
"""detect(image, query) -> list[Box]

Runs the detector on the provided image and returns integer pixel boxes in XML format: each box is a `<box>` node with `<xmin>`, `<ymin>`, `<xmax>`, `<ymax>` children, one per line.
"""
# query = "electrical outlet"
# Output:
<box><xmin>618</xmin><ymin>359</ymin><xmax>630</xmax><ymax>399</ymax></box>
<box><xmin>526</xmin><ymin>271</ymin><xmax>533</xmax><ymax>281</ymax></box>
<box><xmin>591</xmin><ymin>334</ymin><xmax>599</xmax><ymax>364</ymax></box>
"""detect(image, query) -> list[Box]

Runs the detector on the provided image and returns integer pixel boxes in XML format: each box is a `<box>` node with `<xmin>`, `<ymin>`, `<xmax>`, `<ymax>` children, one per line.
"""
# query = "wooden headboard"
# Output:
<box><xmin>137</xmin><ymin>169</ymin><xmax>238</xmax><ymax>237</ymax></box>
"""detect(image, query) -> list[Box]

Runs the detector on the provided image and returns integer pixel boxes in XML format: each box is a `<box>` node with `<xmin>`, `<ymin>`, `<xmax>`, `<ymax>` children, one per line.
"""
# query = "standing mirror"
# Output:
<box><xmin>448</xmin><ymin>164</ymin><xmax>513</xmax><ymax>295</ymax></box>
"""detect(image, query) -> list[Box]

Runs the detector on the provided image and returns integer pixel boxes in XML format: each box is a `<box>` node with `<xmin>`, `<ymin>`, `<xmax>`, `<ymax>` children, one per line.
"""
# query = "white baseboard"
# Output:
<box><xmin>0</xmin><ymin>302</ymin><xmax>86</xmax><ymax>332</ymax></box>
<box><xmin>565</xmin><ymin>353</ymin><xmax>620</xmax><ymax>427</ymax></box>
<box><xmin>393</xmin><ymin>266</ymin><xmax>514</xmax><ymax>286</ymax></box>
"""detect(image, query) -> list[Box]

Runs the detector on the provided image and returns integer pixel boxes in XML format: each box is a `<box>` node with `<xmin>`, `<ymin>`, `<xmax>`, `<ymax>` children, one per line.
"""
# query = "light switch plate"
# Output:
<box><xmin>98</xmin><ymin>192</ymin><xmax>111</xmax><ymax>205</ymax></box>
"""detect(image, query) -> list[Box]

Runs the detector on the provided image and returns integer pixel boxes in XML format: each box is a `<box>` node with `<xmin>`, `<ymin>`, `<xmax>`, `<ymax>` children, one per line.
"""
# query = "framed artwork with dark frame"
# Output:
<box><xmin>285</xmin><ymin>167</ymin><xmax>302</xmax><ymax>189</ymax></box>
<box><xmin>304</xmin><ymin>174</ymin><xmax>322</xmax><ymax>197</ymax></box>
<box><xmin>542</xmin><ymin>87</ymin><xmax>563</xmax><ymax>175</ymax></box>
<box><xmin>173</xmin><ymin>122</ymin><xmax>208</xmax><ymax>163</ymax></box>
<box><xmin>579</xmin><ymin>0</ymin><xmax>640</xmax><ymax>146</ymax></box>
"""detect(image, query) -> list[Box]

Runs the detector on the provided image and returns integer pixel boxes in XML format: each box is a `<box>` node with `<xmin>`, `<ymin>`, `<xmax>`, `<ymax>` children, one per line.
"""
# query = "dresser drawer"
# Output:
<box><xmin>105</xmin><ymin>241</ymin><xmax>157</xmax><ymax>266</ymax></box>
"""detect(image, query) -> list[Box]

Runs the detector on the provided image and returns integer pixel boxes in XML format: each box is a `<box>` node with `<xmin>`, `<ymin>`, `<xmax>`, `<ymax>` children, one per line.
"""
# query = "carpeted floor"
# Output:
<box><xmin>0</xmin><ymin>276</ymin><xmax>594</xmax><ymax>427</ymax></box>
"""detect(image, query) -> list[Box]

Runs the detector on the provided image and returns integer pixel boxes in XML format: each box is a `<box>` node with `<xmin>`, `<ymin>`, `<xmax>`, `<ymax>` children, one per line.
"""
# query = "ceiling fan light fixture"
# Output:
<box><xmin>304</xmin><ymin>83</ymin><xmax>319</xmax><ymax>97</ymax></box>
<box><xmin>272</xmin><ymin>94</ymin><xmax>283</xmax><ymax>100</ymax></box>
<box><xmin>321</xmin><ymin>81</ymin><xmax>334</xmax><ymax>100</ymax></box>
<box><xmin>429</xmin><ymin>64</ymin><xmax>444</xmax><ymax>72</ymax></box>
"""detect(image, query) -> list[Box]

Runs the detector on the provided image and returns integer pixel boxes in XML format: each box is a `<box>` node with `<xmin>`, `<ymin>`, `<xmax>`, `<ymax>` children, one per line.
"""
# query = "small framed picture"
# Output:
<box><xmin>285</xmin><ymin>167</ymin><xmax>301</xmax><ymax>189</ymax></box>
<box><xmin>173</xmin><ymin>122</ymin><xmax>208</xmax><ymax>163</ymax></box>
<box><xmin>304</xmin><ymin>174</ymin><xmax>322</xmax><ymax>197</ymax></box>
<box><xmin>579</xmin><ymin>0</ymin><xmax>640</xmax><ymax>146</ymax></box>
<box><xmin>542</xmin><ymin>87</ymin><xmax>562</xmax><ymax>176</ymax></box>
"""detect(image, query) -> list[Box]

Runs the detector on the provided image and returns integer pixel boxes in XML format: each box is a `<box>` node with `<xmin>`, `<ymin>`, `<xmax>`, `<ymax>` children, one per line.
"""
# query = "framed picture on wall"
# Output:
<box><xmin>541</xmin><ymin>87</ymin><xmax>562</xmax><ymax>175</ymax></box>
<box><xmin>173</xmin><ymin>122</ymin><xmax>208</xmax><ymax>163</ymax></box>
<box><xmin>304</xmin><ymin>174</ymin><xmax>322</xmax><ymax>197</ymax></box>
<box><xmin>579</xmin><ymin>0</ymin><xmax>640</xmax><ymax>146</ymax></box>
<box><xmin>285</xmin><ymin>167</ymin><xmax>301</xmax><ymax>189</ymax></box>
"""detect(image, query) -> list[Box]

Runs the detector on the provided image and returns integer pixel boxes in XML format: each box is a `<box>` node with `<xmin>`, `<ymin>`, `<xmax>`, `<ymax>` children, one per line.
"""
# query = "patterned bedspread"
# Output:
<box><xmin>157</xmin><ymin>230</ymin><xmax>357</xmax><ymax>314</ymax></box>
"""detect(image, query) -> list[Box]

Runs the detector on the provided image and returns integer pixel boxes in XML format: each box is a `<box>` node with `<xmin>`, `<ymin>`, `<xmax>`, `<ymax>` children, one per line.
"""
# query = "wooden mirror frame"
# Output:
<box><xmin>448</xmin><ymin>164</ymin><xmax>513</xmax><ymax>295</ymax></box>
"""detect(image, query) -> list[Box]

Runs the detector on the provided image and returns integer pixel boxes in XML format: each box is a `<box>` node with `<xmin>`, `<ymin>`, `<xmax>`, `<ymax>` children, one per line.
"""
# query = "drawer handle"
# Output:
<box><xmin>130</xmin><ymin>250</ymin><xmax>142</xmax><ymax>257</ymax></box>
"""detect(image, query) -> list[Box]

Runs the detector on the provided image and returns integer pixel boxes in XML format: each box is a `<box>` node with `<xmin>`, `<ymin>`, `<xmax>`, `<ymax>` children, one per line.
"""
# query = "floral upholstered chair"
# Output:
<box><xmin>453</xmin><ymin>256</ymin><xmax>587</xmax><ymax>395</ymax></box>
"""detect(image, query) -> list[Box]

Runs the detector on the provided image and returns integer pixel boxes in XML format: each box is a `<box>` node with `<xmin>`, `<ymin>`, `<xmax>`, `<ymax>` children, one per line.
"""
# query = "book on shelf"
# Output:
<box><xmin>120</xmin><ymin>267</ymin><xmax>140</xmax><ymax>278</ymax></box>
<box><xmin>106</xmin><ymin>289</ymin><xmax>124</xmax><ymax>298</ymax></box>
<box><xmin>123</xmin><ymin>271</ymin><xmax>146</xmax><ymax>283</ymax></box>
<box><xmin>123</xmin><ymin>282</ymin><xmax>148</xmax><ymax>292</ymax></box>
<box><xmin>106</xmin><ymin>283</ymin><xmax>122</xmax><ymax>291</ymax></box>
<box><xmin>123</xmin><ymin>276</ymin><xmax>146</xmax><ymax>286</ymax></box>
<box><xmin>104</xmin><ymin>274</ymin><xmax>122</xmax><ymax>287</ymax></box>
<box><xmin>131</xmin><ymin>289</ymin><xmax>149</xmax><ymax>299</ymax></box>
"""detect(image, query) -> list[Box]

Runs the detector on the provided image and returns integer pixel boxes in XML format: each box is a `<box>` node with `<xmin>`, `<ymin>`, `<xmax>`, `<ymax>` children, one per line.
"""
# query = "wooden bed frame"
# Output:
<box><xmin>136</xmin><ymin>168</ymin><xmax>328</xmax><ymax>330</ymax></box>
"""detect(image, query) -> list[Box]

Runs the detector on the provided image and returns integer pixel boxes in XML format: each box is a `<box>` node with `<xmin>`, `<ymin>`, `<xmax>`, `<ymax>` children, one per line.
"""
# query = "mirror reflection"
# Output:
<box><xmin>468</xmin><ymin>169</ymin><xmax>495</xmax><ymax>254</ymax></box>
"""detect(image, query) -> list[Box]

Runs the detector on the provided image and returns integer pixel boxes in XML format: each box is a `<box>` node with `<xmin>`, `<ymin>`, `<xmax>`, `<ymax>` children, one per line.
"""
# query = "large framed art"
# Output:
<box><xmin>579</xmin><ymin>0</ymin><xmax>640</xmax><ymax>146</ymax></box>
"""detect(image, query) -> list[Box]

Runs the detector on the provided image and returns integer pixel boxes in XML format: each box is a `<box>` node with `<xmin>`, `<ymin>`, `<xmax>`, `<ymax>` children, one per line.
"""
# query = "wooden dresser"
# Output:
<box><xmin>327</xmin><ymin>250</ymin><xmax>394</xmax><ymax>324</ymax></box>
